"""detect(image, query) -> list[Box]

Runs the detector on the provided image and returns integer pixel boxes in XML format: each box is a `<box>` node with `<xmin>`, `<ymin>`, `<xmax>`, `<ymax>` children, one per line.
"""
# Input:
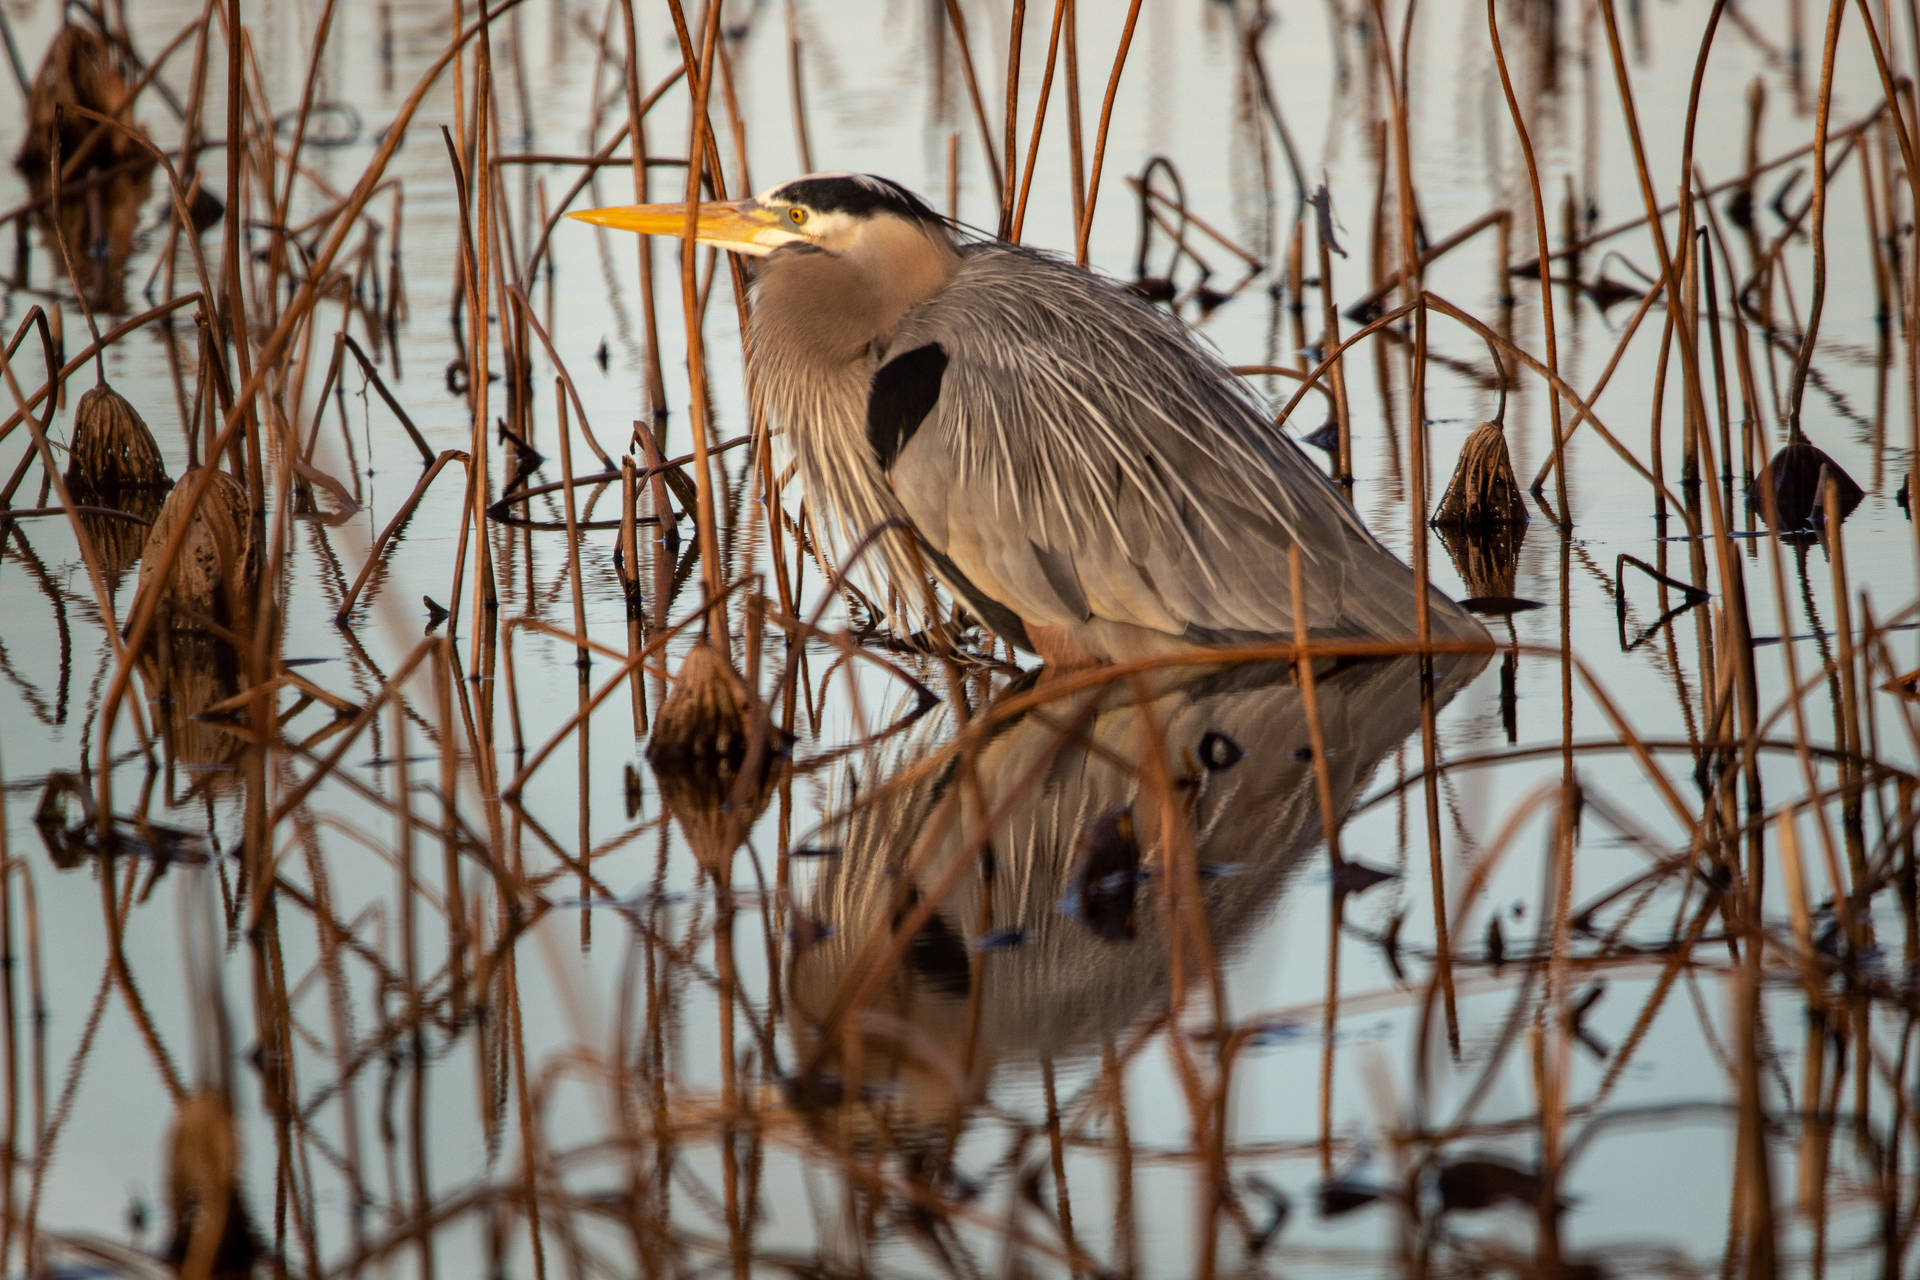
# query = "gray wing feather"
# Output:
<box><xmin>880</xmin><ymin>243</ymin><xmax>1477</xmax><ymax>647</ymax></box>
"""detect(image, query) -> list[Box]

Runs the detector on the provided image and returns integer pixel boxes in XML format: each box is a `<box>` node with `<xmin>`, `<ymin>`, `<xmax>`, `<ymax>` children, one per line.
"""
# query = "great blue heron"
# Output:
<box><xmin>573</xmin><ymin>173</ymin><xmax>1487</xmax><ymax>665</ymax></box>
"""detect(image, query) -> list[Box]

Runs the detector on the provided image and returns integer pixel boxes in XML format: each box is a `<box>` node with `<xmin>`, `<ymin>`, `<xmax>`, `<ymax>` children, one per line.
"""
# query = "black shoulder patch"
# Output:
<box><xmin>866</xmin><ymin>342</ymin><xmax>947</xmax><ymax>471</ymax></box>
<box><xmin>896</xmin><ymin>890</ymin><xmax>972</xmax><ymax>997</ymax></box>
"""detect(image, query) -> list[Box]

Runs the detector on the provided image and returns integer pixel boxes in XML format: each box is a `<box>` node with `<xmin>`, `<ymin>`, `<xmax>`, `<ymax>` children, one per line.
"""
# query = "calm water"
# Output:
<box><xmin>0</xmin><ymin>0</ymin><xmax>1914</xmax><ymax>1275</ymax></box>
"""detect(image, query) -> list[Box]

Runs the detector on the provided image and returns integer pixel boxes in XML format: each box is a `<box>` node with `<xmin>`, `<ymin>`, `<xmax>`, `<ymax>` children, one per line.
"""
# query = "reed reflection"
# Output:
<box><xmin>785</xmin><ymin>651</ymin><xmax>1483</xmax><ymax>1179</ymax></box>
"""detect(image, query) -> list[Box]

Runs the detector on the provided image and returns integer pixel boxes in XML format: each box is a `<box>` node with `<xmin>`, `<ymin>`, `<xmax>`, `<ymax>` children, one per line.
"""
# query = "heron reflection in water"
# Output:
<box><xmin>781</xmin><ymin>648</ymin><xmax>1484</xmax><ymax>1190</ymax></box>
<box><xmin>573</xmin><ymin>174</ymin><xmax>1487</xmax><ymax>666</ymax></box>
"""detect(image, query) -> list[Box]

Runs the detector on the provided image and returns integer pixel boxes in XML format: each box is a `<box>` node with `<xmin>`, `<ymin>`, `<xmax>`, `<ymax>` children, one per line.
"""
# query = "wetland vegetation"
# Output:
<box><xmin>1</xmin><ymin>0</ymin><xmax>1918</xmax><ymax>1275</ymax></box>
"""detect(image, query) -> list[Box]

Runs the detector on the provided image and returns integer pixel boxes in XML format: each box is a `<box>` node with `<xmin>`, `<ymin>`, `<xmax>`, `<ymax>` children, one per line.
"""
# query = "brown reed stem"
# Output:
<box><xmin>662</xmin><ymin>0</ymin><xmax>732</xmax><ymax>646</ymax></box>
<box><xmin>1487</xmin><ymin>0</ymin><xmax>1569</xmax><ymax>524</ymax></box>
<box><xmin>1072</xmin><ymin>0</ymin><xmax>1141</xmax><ymax>266</ymax></box>
<box><xmin>1010</xmin><ymin>0</ymin><xmax>1070</xmax><ymax>242</ymax></box>
<box><xmin>1786</xmin><ymin>0</ymin><xmax>1850</xmax><ymax>435</ymax></box>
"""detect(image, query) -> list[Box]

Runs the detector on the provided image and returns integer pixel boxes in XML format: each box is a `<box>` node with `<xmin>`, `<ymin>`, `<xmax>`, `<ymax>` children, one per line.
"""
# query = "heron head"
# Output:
<box><xmin>569</xmin><ymin>172</ymin><xmax>950</xmax><ymax>260</ymax></box>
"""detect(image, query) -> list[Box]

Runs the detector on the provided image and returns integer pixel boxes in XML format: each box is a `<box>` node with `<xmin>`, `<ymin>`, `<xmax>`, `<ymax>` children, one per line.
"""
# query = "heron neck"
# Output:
<box><xmin>752</xmin><ymin>222</ymin><xmax>960</xmax><ymax>367</ymax></box>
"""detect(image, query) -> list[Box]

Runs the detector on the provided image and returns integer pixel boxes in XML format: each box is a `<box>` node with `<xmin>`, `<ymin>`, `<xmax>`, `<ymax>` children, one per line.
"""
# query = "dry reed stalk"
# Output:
<box><xmin>945</xmin><ymin>128</ymin><xmax>959</xmax><ymax>221</ymax></box>
<box><xmin>1309</xmin><ymin>192</ymin><xmax>1354</xmax><ymax>485</ymax></box>
<box><xmin>1696</xmin><ymin>230</ymin><xmax>1737</xmax><ymax>488</ymax></box>
<box><xmin>0</xmin><ymin>321</ymin><xmax>148</xmax><ymax>753</ymax></box>
<box><xmin>620</xmin><ymin>457</ymin><xmax>649</xmax><ymax>735</ymax></box>
<box><xmin>1693</xmin><ymin>186</ymin><xmax>1765</xmax><ymax>496</ymax></box>
<box><xmin>1342</xmin><ymin>208</ymin><xmax>1510</xmax><ymax>320</ymax></box>
<box><xmin>1785</xmin><ymin>0</ymin><xmax>1851</xmax><ymax>434</ymax></box>
<box><xmin>336</xmin><ymin>332</ymin><xmax>434</xmax><ymax>464</ymax></box>
<box><xmin>1824</xmin><ymin>477</ymin><xmax>1869</xmax><ymax>893</ymax></box>
<box><xmin>1098</xmin><ymin>1038</ymin><xmax>1138</xmax><ymax>1275</ymax></box>
<box><xmin>660</xmin><ymin>0</ymin><xmax>731</xmax><ymax>647</ymax></box>
<box><xmin>1057</xmin><ymin>0</ymin><xmax>1085</xmax><ymax>229</ymax></box>
<box><xmin>0</xmin><ymin>293</ymin><xmax>200</xmax><ymax>447</ymax></box>
<box><xmin>102</xmin><ymin>0</ymin><xmax>540</xmax><ymax>837</ymax></box>
<box><xmin>1399</xmin><ymin>779</ymin><xmax>1562</xmax><ymax>1137</ymax></box>
<box><xmin>782</xmin><ymin>0</ymin><xmax>815</xmax><ymax>174</ymax></box>
<box><xmin>469</xmin><ymin>3</ymin><xmax>499</xmax><ymax>653</ymax></box>
<box><xmin>551</xmin><ymin>380</ymin><xmax>590</xmax><ymax>670</ymax></box>
<box><xmin>937</xmin><ymin>0</ymin><xmax>1005</xmax><ymax>208</ymax></box>
<box><xmin>998</xmin><ymin>1</ymin><xmax>1026</xmax><ymax>240</ymax></box>
<box><xmin>334</xmin><ymin>451</ymin><xmax>469</xmax><ymax>622</ymax></box>
<box><xmin>499</xmin><ymin>602</ymin><xmax>714</xmax><ymax>802</ymax></box>
<box><xmin>0</xmin><ymin>836</ymin><xmax>16</xmax><ymax>1273</ymax></box>
<box><xmin>1745</xmin><ymin>444</ymin><xmax>1860</xmax><ymax>963</ymax></box>
<box><xmin>620</xmin><ymin>7</ymin><xmax>670</xmax><ymax>437</ymax></box>
<box><xmin>1071</xmin><ymin>0</ymin><xmax>1141</xmax><ymax>266</ymax></box>
<box><xmin>1288</xmin><ymin>547</ymin><xmax>1345</xmax><ymax>1178</ymax></box>
<box><xmin>1487</xmin><ymin>0</ymin><xmax>1569</xmax><ymax>524</ymax></box>
<box><xmin>1010</xmin><ymin>0</ymin><xmax>1070</xmax><ymax>242</ymax></box>
<box><xmin>1732</xmin><ymin>907</ymin><xmax>1779</xmax><ymax>1272</ymax></box>
<box><xmin>1509</xmin><ymin>102</ymin><xmax>1887</xmax><ymax>278</ymax></box>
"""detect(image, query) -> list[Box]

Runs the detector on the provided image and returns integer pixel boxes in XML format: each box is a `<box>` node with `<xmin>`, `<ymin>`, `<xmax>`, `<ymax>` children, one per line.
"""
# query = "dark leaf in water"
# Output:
<box><xmin>1243</xmin><ymin>1175</ymin><xmax>1291</xmax><ymax>1252</ymax></box>
<box><xmin>1436</xmin><ymin>1156</ymin><xmax>1556</xmax><ymax>1214</ymax></box>
<box><xmin>623</xmin><ymin>763</ymin><xmax>643</xmax><ymax>820</ymax></box>
<box><xmin>777</xmin><ymin>1070</ymin><xmax>845</xmax><ymax>1108</ymax></box>
<box><xmin>1332</xmin><ymin>859</ymin><xmax>1398</xmax><ymax>897</ymax></box>
<box><xmin>1769</xmin><ymin>167</ymin><xmax>1804</xmax><ymax>224</ymax></box>
<box><xmin>1460</xmin><ymin>595</ymin><xmax>1547</xmax><ymax>616</ymax></box>
<box><xmin>788</xmin><ymin>915</ymin><xmax>835</xmax><ymax>948</ymax></box>
<box><xmin>970</xmin><ymin>927</ymin><xmax>1032</xmax><ymax>952</ymax></box>
<box><xmin>1302</xmin><ymin>420</ymin><xmax>1341</xmax><ymax>453</ymax></box>
<box><xmin>1381</xmin><ymin>911</ymin><xmax>1407</xmax><ymax>984</ymax></box>
<box><xmin>1316</xmin><ymin>1179</ymin><xmax>1385</xmax><ymax>1217</ymax></box>
<box><xmin>1129</xmin><ymin>276</ymin><xmax>1176</xmax><ymax>303</ymax></box>
<box><xmin>1195</xmin><ymin>285</ymin><xmax>1231</xmax><ymax>315</ymax></box>
<box><xmin>787</xmin><ymin>844</ymin><xmax>840</xmax><ymax>859</ymax></box>
<box><xmin>1198</xmin><ymin>729</ymin><xmax>1245</xmax><ymax>771</ymax></box>
<box><xmin>496</xmin><ymin>421</ymin><xmax>545</xmax><ymax>469</ymax></box>
<box><xmin>1747</xmin><ymin>439</ymin><xmax>1864</xmax><ymax>533</ymax></box>
<box><xmin>1581</xmin><ymin>274</ymin><xmax>1645</xmax><ymax>310</ymax></box>
<box><xmin>1060</xmin><ymin>805</ymin><xmax>1142</xmax><ymax>942</ymax></box>
<box><xmin>1726</xmin><ymin>186</ymin><xmax>1755</xmax><ymax>231</ymax></box>
<box><xmin>1245</xmin><ymin>1020</ymin><xmax>1307</xmax><ymax>1047</ymax></box>
<box><xmin>594</xmin><ymin>338</ymin><xmax>610</xmax><ymax>371</ymax></box>
<box><xmin>1485</xmin><ymin>913</ymin><xmax>1506</xmax><ymax>973</ymax></box>
<box><xmin>186</xmin><ymin>182</ymin><xmax>225</xmax><ymax>232</ymax></box>
<box><xmin>1574</xmin><ymin>1026</ymin><xmax>1611</xmax><ymax>1061</ymax></box>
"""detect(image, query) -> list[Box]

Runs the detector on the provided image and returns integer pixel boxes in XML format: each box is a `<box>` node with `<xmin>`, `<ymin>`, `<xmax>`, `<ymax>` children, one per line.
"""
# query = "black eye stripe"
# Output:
<box><xmin>766</xmin><ymin>174</ymin><xmax>940</xmax><ymax>222</ymax></box>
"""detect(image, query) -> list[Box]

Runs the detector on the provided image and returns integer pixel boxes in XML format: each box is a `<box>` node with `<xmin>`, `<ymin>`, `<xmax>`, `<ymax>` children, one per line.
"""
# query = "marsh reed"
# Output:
<box><xmin>0</xmin><ymin>0</ymin><xmax>1917</xmax><ymax>1275</ymax></box>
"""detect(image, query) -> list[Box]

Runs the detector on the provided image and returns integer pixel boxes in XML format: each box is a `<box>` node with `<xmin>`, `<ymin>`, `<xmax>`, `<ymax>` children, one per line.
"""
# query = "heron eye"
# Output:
<box><xmin>788</xmin><ymin>207</ymin><xmax>807</xmax><ymax>225</ymax></box>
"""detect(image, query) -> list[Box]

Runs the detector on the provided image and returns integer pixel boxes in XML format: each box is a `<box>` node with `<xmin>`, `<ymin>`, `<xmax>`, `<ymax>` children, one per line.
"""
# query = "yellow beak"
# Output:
<box><xmin>567</xmin><ymin>199</ymin><xmax>795</xmax><ymax>257</ymax></box>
